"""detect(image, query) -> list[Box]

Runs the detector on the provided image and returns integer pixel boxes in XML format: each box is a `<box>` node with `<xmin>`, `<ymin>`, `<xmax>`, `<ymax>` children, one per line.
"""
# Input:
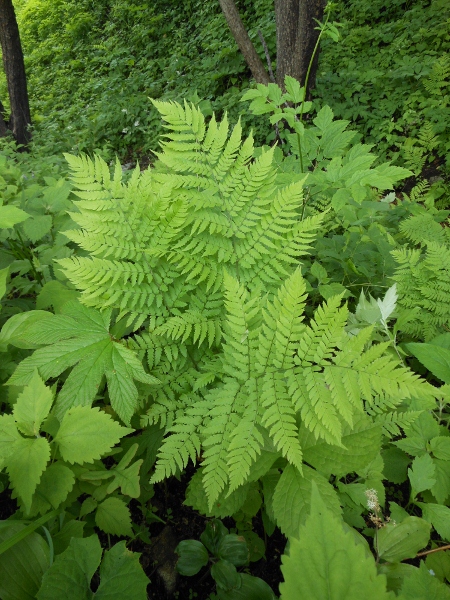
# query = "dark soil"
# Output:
<box><xmin>129</xmin><ymin>464</ymin><xmax>286</xmax><ymax>599</ymax></box>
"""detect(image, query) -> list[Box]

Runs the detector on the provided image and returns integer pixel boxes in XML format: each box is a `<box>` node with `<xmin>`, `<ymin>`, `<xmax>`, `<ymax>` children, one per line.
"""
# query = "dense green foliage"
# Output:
<box><xmin>1</xmin><ymin>0</ymin><xmax>450</xmax><ymax>598</ymax></box>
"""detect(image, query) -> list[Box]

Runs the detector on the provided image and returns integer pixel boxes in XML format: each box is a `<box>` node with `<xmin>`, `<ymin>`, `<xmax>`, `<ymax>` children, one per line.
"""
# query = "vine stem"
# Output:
<box><xmin>416</xmin><ymin>544</ymin><xmax>450</xmax><ymax>558</ymax></box>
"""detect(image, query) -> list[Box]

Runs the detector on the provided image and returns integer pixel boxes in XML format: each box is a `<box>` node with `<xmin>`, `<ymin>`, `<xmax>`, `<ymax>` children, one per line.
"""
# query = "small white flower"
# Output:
<box><xmin>122</xmin><ymin>128</ymin><xmax>128</xmax><ymax>134</ymax></box>
<box><xmin>134</xmin><ymin>120</ymin><xmax>140</xmax><ymax>127</ymax></box>
<box><xmin>429</xmin><ymin>569</ymin><xmax>435</xmax><ymax>576</ymax></box>
<box><xmin>121</xmin><ymin>108</ymin><xmax>128</xmax><ymax>113</ymax></box>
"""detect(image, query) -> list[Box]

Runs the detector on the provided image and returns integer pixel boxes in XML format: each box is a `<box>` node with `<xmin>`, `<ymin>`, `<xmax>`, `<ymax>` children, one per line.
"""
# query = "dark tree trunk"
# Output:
<box><xmin>275</xmin><ymin>0</ymin><xmax>326</xmax><ymax>94</ymax></box>
<box><xmin>0</xmin><ymin>99</ymin><xmax>7</xmax><ymax>136</ymax></box>
<box><xmin>0</xmin><ymin>0</ymin><xmax>31</xmax><ymax>147</ymax></box>
<box><xmin>218</xmin><ymin>0</ymin><xmax>270</xmax><ymax>85</ymax></box>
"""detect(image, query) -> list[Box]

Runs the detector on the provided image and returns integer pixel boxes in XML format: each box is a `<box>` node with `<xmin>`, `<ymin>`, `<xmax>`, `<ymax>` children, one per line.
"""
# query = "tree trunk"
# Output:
<box><xmin>0</xmin><ymin>0</ymin><xmax>31</xmax><ymax>147</ymax></box>
<box><xmin>0</xmin><ymin>99</ymin><xmax>7</xmax><ymax>136</ymax></box>
<box><xmin>218</xmin><ymin>0</ymin><xmax>269</xmax><ymax>85</ymax></box>
<box><xmin>275</xmin><ymin>0</ymin><xmax>326</xmax><ymax>94</ymax></box>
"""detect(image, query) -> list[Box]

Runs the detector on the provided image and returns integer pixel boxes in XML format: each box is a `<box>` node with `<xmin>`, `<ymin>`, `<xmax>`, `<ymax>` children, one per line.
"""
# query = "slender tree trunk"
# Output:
<box><xmin>218</xmin><ymin>0</ymin><xmax>269</xmax><ymax>84</ymax></box>
<box><xmin>0</xmin><ymin>0</ymin><xmax>31</xmax><ymax>147</ymax></box>
<box><xmin>275</xmin><ymin>0</ymin><xmax>326</xmax><ymax>94</ymax></box>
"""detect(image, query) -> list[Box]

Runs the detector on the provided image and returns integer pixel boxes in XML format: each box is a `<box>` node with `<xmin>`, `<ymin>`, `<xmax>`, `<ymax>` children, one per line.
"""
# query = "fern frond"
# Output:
<box><xmin>226</xmin><ymin>377</ymin><xmax>265</xmax><ymax>493</ymax></box>
<box><xmin>261</xmin><ymin>370</ymin><xmax>304</xmax><ymax>467</ymax></box>
<box><xmin>201</xmin><ymin>379</ymin><xmax>244</xmax><ymax>506</ymax></box>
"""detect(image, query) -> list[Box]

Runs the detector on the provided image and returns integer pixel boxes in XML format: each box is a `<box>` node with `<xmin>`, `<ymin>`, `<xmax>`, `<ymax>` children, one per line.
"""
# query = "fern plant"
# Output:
<box><xmin>393</xmin><ymin>212</ymin><xmax>450</xmax><ymax>340</ymax></box>
<box><xmin>2</xmin><ymin>101</ymin><xmax>435</xmax><ymax>529</ymax></box>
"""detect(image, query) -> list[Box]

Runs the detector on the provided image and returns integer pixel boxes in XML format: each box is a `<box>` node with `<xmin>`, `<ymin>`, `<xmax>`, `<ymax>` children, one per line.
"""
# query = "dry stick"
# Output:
<box><xmin>416</xmin><ymin>544</ymin><xmax>450</xmax><ymax>558</ymax></box>
<box><xmin>257</xmin><ymin>29</ymin><xmax>276</xmax><ymax>83</ymax></box>
<box><xmin>257</xmin><ymin>29</ymin><xmax>284</xmax><ymax>145</ymax></box>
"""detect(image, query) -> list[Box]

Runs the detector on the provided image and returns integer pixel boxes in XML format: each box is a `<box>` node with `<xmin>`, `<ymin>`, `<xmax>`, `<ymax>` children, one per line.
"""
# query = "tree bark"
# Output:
<box><xmin>0</xmin><ymin>0</ymin><xmax>31</xmax><ymax>147</ymax></box>
<box><xmin>275</xmin><ymin>0</ymin><xmax>326</xmax><ymax>94</ymax></box>
<box><xmin>218</xmin><ymin>0</ymin><xmax>269</xmax><ymax>85</ymax></box>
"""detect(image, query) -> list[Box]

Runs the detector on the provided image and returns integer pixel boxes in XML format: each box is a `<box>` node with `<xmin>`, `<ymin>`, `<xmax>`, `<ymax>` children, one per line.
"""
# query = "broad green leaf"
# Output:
<box><xmin>36</xmin><ymin>535</ymin><xmax>102</xmax><ymax>600</ymax></box>
<box><xmin>398</xmin><ymin>562</ymin><xmax>450</xmax><ymax>599</ymax></box>
<box><xmin>28</xmin><ymin>463</ymin><xmax>75</xmax><ymax>516</ymax></box>
<box><xmin>377</xmin><ymin>516</ymin><xmax>431</xmax><ymax>562</ymax></box>
<box><xmin>382</xmin><ymin>447</ymin><xmax>410</xmax><ymax>484</ymax></box>
<box><xmin>419</xmin><ymin>503</ymin><xmax>450</xmax><ymax>542</ymax></box>
<box><xmin>211</xmin><ymin>559</ymin><xmax>240</xmax><ymax>590</ymax></box>
<box><xmin>0</xmin><ymin>522</ymin><xmax>49</xmax><ymax>600</ymax></box>
<box><xmin>54</xmin><ymin>406</ymin><xmax>132</xmax><ymax>464</ymax></box>
<box><xmin>200</xmin><ymin>519</ymin><xmax>228</xmax><ymax>555</ymax></box>
<box><xmin>7</xmin><ymin>301</ymin><xmax>158</xmax><ymax>424</ymax></box>
<box><xmin>430</xmin><ymin>437</ymin><xmax>450</xmax><ymax>460</ymax></box>
<box><xmin>406</xmin><ymin>343</ymin><xmax>450</xmax><ymax>384</ymax></box>
<box><xmin>0</xmin><ymin>205</ymin><xmax>30</xmax><ymax>228</ymax></box>
<box><xmin>95</xmin><ymin>497</ymin><xmax>133</xmax><ymax>537</ymax></box>
<box><xmin>272</xmin><ymin>464</ymin><xmax>341</xmax><ymax>537</ymax></box>
<box><xmin>176</xmin><ymin>540</ymin><xmax>209</xmax><ymax>576</ymax></box>
<box><xmin>408</xmin><ymin>453</ymin><xmax>436</xmax><ymax>496</ymax></box>
<box><xmin>431</xmin><ymin>458</ymin><xmax>450</xmax><ymax>505</ymax></box>
<box><xmin>0</xmin><ymin>266</ymin><xmax>8</xmax><ymax>300</ymax></box>
<box><xmin>0</xmin><ymin>310</ymin><xmax>52</xmax><ymax>351</ymax></box>
<box><xmin>52</xmin><ymin>520</ymin><xmax>86</xmax><ymax>555</ymax></box>
<box><xmin>284</xmin><ymin>76</ymin><xmax>305</xmax><ymax>104</ymax></box>
<box><xmin>279</xmin><ymin>483</ymin><xmax>390</xmax><ymax>599</ymax></box>
<box><xmin>313</xmin><ymin>105</ymin><xmax>334</xmax><ymax>131</ymax></box>
<box><xmin>7</xmin><ymin>437</ymin><xmax>51</xmax><ymax>513</ymax></box>
<box><xmin>217</xmin><ymin>534</ymin><xmax>249</xmax><ymax>566</ymax></box>
<box><xmin>300</xmin><ymin>415</ymin><xmax>381</xmax><ymax>477</ymax></box>
<box><xmin>13</xmin><ymin>371</ymin><xmax>53</xmax><ymax>436</ymax></box>
<box><xmin>94</xmin><ymin>541</ymin><xmax>149</xmax><ymax>599</ymax></box>
<box><xmin>217</xmin><ymin>574</ymin><xmax>275</xmax><ymax>600</ymax></box>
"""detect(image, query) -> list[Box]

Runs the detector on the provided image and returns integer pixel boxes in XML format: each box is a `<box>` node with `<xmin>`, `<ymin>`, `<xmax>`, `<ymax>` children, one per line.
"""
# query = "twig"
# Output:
<box><xmin>257</xmin><ymin>29</ymin><xmax>275</xmax><ymax>83</ymax></box>
<box><xmin>257</xmin><ymin>28</ymin><xmax>284</xmax><ymax>146</ymax></box>
<box><xmin>416</xmin><ymin>544</ymin><xmax>450</xmax><ymax>558</ymax></box>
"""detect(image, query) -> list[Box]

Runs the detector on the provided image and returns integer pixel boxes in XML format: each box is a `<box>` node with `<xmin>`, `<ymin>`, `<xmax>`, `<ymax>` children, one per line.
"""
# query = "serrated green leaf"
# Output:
<box><xmin>94</xmin><ymin>541</ymin><xmax>149</xmax><ymax>600</ymax></box>
<box><xmin>409</xmin><ymin>453</ymin><xmax>436</xmax><ymax>495</ymax></box>
<box><xmin>419</xmin><ymin>503</ymin><xmax>450</xmax><ymax>542</ymax></box>
<box><xmin>406</xmin><ymin>343</ymin><xmax>450</xmax><ymax>384</ymax></box>
<box><xmin>0</xmin><ymin>522</ymin><xmax>49</xmax><ymax>600</ymax></box>
<box><xmin>272</xmin><ymin>464</ymin><xmax>341</xmax><ymax>537</ymax></box>
<box><xmin>0</xmin><ymin>205</ymin><xmax>30</xmax><ymax>228</ymax></box>
<box><xmin>7</xmin><ymin>437</ymin><xmax>51</xmax><ymax>513</ymax></box>
<box><xmin>279</xmin><ymin>483</ymin><xmax>390</xmax><ymax>599</ymax></box>
<box><xmin>13</xmin><ymin>371</ymin><xmax>53</xmax><ymax>436</ymax></box>
<box><xmin>36</xmin><ymin>535</ymin><xmax>102</xmax><ymax>600</ymax></box>
<box><xmin>430</xmin><ymin>437</ymin><xmax>450</xmax><ymax>460</ymax></box>
<box><xmin>0</xmin><ymin>414</ymin><xmax>21</xmax><ymax>461</ymax></box>
<box><xmin>0</xmin><ymin>310</ymin><xmax>53</xmax><ymax>351</ymax></box>
<box><xmin>382</xmin><ymin>447</ymin><xmax>411</xmax><ymax>484</ymax></box>
<box><xmin>28</xmin><ymin>463</ymin><xmax>75</xmax><ymax>516</ymax></box>
<box><xmin>7</xmin><ymin>301</ymin><xmax>157</xmax><ymax>424</ymax></box>
<box><xmin>22</xmin><ymin>214</ymin><xmax>53</xmax><ymax>242</ymax></box>
<box><xmin>106</xmin><ymin>458</ymin><xmax>143</xmax><ymax>498</ymax></box>
<box><xmin>54</xmin><ymin>406</ymin><xmax>132</xmax><ymax>464</ymax></box>
<box><xmin>399</xmin><ymin>561</ymin><xmax>450</xmax><ymax>599</ymax></box>
<box><xmin>52</xmin><ymin>520</ymin><xmax>86</xmax><ymax>555</ymax></box>
<box><xmin>377</xmin><ymin>517</ymin><xmax>431</xmax><ymax>562</ymax></box>
<box><xmin>300</xmin><ymin>415</ymin><xmax>381</xmax><ymax>477</ymax></box>
<box><xmin>95</xmin><ymin>497</ymin><xmax>133</xmax><ymax>537</ymax></box>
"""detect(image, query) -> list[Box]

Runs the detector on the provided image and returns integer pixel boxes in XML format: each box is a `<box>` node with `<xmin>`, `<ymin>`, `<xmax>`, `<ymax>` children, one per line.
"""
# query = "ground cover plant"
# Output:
<box><xmin>1</xmin><ymin>0</ymin><xmax>450</xmax><ymax>598</ymax></box>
